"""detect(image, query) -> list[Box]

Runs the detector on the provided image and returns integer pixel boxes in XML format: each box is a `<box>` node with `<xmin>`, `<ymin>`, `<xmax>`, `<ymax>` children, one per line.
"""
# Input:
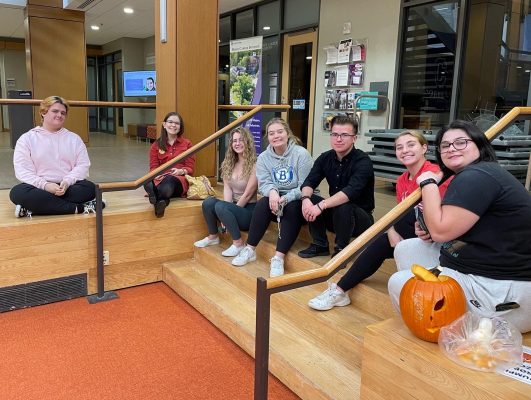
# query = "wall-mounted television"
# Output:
<box><xmin>123</xmin><ymin>70</ymin><xmax>157</xmax><ymax>97</ymax></box>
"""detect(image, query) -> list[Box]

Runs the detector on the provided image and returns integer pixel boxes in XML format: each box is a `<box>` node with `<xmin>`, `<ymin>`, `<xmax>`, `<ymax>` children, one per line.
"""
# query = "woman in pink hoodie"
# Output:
<box><xmin>10</xmin><ymin>96</ymin><xmax>98</xmax><ymax>217</ymax></box>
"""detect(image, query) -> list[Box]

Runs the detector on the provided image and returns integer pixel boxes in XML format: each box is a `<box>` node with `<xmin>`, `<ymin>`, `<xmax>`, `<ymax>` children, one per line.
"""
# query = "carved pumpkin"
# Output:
<box><xmin>399</xmin><ymin>265</ymin><xmax>467</xmax><ymax>343</ymax></box>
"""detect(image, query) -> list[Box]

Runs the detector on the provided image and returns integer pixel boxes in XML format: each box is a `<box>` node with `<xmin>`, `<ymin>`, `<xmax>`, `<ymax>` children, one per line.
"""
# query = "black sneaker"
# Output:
<box><xmin>144</xmin><ymin>181</ymin><xmax>157</xmax><ymax>205</ymax></box>
<box><xmin>81</xmin><ymin>198</ymin><xmax>107</xmax><ymax>214</ymax></box>
<box><xmin>154</xmin><ymin>199</ymin><xmax>167</xmax><ymax>218</ymax></box>
<box><xmin>298</xmin><ymin>244</ymin><xmax>330</xmax><ymax>258</ymax></box>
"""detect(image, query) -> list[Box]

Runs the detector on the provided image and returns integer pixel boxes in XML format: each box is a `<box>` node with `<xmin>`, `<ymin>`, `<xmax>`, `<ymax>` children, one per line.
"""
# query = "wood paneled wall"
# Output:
<box><xmin>155</xmin><ymin>0</ymin><xmax>218</xmax><ymax>178</ymax></box>
<box><xmin>24</xmin><ymin>3</ymin><xmax>88</xmax><ymax>141</ymax></box>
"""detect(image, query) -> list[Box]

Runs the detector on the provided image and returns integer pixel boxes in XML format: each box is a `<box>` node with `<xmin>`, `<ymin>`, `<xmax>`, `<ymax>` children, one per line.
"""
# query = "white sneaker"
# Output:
<box><xmin>194</xmin><ymin>236</ymin><xmax>220</xmax><ymax>248</ymax></box>
<box><xmin>221</xmin><ymin>244</ymin><xmax>244</xmax><ymax>257</ymax></box>
<box><xmin>15</xmin><ymin>204</ymin><xmax>32</xmax><ymax>219</ymax></box>
<box><xmin>232</xmin><ymin>247</ymin><xmax>256</xmax><ymax>266</ymax></box>
<box><xmin>269</xmin><ymin>256</ymin><xmax>284</xmax><ymax>277</ymax></box>
<box><xmin>308</xmin><ymin>282</ymin><xmax>351</xmax><ymax>311</ymax></box>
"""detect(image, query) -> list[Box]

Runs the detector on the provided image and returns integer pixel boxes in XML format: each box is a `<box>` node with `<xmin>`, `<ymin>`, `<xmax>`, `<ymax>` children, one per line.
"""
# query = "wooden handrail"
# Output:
<box><xmin>218</xmin><ymin>104</ymin><xmax>290</xmax><ymax>110</ymax></box>
<box><xmin>0</xmin><ymin>98</ymin><xmax>285</xmax><ymax>110</ymax></box>
<box><xmin>99</xmin><ymin>104</ymin><xmax>290</xmax><ymax>191</ymax></box>
<box><xmin>266</xmin><ymin>106</ymin><xmax>531</xmax><ymax>290</ymax></box>
<box><xmin>0</xmin><ymin>98</ymin><xmax>156</xmax><ymax>108</ymax></box>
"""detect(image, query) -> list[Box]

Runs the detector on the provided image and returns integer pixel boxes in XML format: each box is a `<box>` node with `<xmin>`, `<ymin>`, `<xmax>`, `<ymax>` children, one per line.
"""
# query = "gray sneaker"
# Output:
<box><xmin>269</xmin><ymin>256</ymin><xmax>284</xmax><ymax>277</ymax></box>
<box><xmin>231</xmin><ymin>246</ymin><xmax>256</xmax><ymax>267</ymax></box>
<box><xmin>308</xmin><ymin>282</ymin><xmax>351</xmax><ymax>311</ymax></box>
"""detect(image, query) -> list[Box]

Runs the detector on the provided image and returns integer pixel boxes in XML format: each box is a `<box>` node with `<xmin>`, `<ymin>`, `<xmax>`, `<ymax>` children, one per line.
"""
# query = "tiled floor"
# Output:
<box><xmin>0</xmin><ymin>132</ymin><xmax>151</xmax><ymax>189</ymax></box>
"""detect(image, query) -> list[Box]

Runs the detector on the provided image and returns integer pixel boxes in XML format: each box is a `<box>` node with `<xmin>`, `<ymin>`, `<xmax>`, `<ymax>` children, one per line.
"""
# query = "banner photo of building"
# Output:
<box><xmin>230</xmin><ymin>36</ymin><xmax>263</xmax><ymax>154</ymax></box>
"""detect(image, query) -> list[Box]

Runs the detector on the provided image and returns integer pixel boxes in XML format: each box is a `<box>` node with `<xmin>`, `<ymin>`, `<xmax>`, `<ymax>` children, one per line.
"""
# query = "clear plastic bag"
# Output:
<box><xmin>438</xmin><ymin>312</ymin><xmax>523</xmax><ymax>372</ymax></box>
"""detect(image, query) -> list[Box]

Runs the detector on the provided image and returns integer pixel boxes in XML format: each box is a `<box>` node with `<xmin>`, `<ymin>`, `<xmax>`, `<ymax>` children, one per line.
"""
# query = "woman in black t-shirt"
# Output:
<box><xmin>389</xmin><ymin>120</ymin><xmax>531</xmax><ymax>333</ymax></box>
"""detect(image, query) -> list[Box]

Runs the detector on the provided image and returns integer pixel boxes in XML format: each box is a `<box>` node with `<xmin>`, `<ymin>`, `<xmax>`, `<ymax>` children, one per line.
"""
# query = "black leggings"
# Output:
<box><xmin>337</xmin><ymin>208</ymin><xmax>416</xmax><ymax>291</ymax></box>
<box><xmin>144</xmin><ymin>176</ymin><xmax>184</xmax><ymax>202</ymax></box>
<box><xmin>9</xmin><ymin>180</ymin><xmax>96</xmax><ymax>215</ymax></box>
<box><xmin>246</xmin><ymin>197</ymin><xmax>306</xmax><ymax>254</ymax></box>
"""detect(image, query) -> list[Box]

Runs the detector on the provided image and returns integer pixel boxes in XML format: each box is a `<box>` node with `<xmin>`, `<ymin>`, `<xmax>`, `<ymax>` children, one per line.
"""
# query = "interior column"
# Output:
<box><xmin>24</xmin><ymin>0</ymin><xmax>88</xmax><ymax>142</ymax></box>
<box><xmin>155</xmin><ymin>0</ymin><xmax>218</xmax><ymax>178</ymax></box>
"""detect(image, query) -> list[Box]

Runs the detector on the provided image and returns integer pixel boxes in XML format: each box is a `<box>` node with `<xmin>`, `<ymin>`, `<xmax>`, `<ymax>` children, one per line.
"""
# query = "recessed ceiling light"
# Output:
<box><xmin>525</xmin><ymin>70</ymin><xmax>531</xmax><ymax>73</ymax></box>
<box><xmin>306</xmin><ymin>56</ymin><xmax>312</xmax><ymax>60</ymax></box>
<box><xmin>263</xmin><ymin>26</ymin><xmax>271</xmax><ymax>31</ymax></box>
<box><xmin>124</xmin><ymin>7</ymin><xmax>134</xmax><ymax>14</ymax></box>
<box><xmin>91</xmin><ymin>25</ymin><xmax>100</xmax><ymax>31</ymax></box>
<box><xmin>516</xmin><ymin>66</ymin><xmax>522</xmax><ymax>69</ymax></box>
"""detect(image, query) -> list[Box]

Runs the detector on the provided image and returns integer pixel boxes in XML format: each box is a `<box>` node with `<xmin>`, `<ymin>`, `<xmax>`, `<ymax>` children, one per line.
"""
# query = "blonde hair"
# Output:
<box><xmin>265</xmin><ymin>117</ymin><xmax>302</xmax><ymax>145</ymax></box>
<box><xmin>395</xmin><ymin>130</ymin><xmax>428</xmax><ymax>147</ymax></box>
<box><xmin>220</xmin><ymin>126</ymin><xmax>257</xmax><ymax>180</ymax></box>
<box><xmin>40</xmin><ymin>96</ymin><xmax>69</xmax><ymax>120</ymax></box>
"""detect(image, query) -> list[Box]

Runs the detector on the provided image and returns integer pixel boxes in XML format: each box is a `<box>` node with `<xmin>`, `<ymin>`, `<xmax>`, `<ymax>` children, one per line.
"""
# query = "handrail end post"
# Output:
<box><xmin>89</xmin><ymin>184</ymin><xmax>118</xmax><ymax>304</ymax></box>
<box><xmin>254</xmin><ymin>277</ymin><xmax>271</xmax><ymax>400</ymax></box>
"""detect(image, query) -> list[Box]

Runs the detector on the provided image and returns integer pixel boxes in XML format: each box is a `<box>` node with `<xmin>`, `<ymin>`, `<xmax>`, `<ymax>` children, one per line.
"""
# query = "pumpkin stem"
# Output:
<box><xmin>412</xmin><ymin>264</ymin><xmax>440</xmax><ymax>282</ymax></box>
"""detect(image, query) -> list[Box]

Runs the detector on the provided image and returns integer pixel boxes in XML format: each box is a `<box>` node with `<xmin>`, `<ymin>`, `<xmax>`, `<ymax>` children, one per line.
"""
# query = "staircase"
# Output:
<box><xmin>162</xmin><ymin>229</ymin><xmax>395</xmax><ymax>400</ymax></box>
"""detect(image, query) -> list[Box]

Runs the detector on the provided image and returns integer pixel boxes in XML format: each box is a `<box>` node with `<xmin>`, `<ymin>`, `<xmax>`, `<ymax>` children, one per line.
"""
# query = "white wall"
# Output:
<box><xmin>313</xmin><ymin>0</ymin><xmax>400</xmax><ymax>154</ymax></box>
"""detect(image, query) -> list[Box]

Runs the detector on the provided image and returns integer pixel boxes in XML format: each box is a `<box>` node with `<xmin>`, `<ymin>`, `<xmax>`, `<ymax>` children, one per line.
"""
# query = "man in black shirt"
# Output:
<box><xmin>299</xmin><ymin>115</ymin><xmax>374</xmax><ymax>258</ymax></box>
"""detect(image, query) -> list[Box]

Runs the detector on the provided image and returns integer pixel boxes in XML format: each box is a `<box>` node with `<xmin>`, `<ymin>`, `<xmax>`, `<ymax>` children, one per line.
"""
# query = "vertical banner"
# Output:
<box><xmin>230</xmin><ymin>36</ymin><xmax>263</xmax><ymax>154</ymax></box>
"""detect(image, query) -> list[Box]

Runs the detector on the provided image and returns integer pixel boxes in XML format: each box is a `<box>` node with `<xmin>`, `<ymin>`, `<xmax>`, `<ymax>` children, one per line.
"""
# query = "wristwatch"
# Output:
<box><xmin>419</xmin><ymin>178</ymin><xmax>438</xmax><ymax>188</ymax></box>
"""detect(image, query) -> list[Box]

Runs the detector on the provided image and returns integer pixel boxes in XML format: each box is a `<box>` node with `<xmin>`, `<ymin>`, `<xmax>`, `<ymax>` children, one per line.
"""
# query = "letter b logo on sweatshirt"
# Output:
<box><xmin>272</xmin><ymin>165</ymin><xmax>294</xmax><ymax>187</ymax></box>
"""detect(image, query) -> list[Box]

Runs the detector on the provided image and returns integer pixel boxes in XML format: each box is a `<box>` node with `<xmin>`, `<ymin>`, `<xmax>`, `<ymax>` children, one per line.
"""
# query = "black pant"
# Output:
<box><xmin>337</xmin><ymin>208</ymin><xmax>416</xmax><ymax>291</ymax></box>
<box><xmin>308</xmin><ymin>194</ymin><xmax>374</xmax><ymax>251</ymax></box>
<box><xmin>144</xmin><ymin>176</ymin><xmax>183</xmax><ymax>202</ymax></box>
<box><xmin>9</xmin><ymin>180</ymin><xmax>96</xmax><ymax>215</ymax></box>
<box><xmin>247</xmin><ymin>196</ymin><xmax>305</xmax><ymax>254</ymax></box>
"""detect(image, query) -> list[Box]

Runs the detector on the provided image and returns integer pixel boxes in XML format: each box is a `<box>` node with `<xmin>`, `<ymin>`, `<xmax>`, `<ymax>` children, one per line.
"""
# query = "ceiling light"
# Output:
<box><xmin>263</xmin><ymin>26</ymin><xmax>271</xmax><ymax>31</ymax></box>
<box><xmin>124</xmin><ymin>7</ymin><xmax>134</xmax><ymax>14</ymax></box>
<box><xmin>91</xmin><ymin>25</ymin><xmax>100</xmax><ymax>31</ymax></box>
<box><xmin>516</xmin><ymin>66</ymin><xmax>522</xmax><ymax>69</ymax></box>
<box><xmin>525</xmin><ymin>70</ymin><xmax>531</xmax><ymax>73</ymax></box>
<box><xmin>306</xmin><ymin>56</ymin><xmax>312</xmax><ymax>60</ymax></box>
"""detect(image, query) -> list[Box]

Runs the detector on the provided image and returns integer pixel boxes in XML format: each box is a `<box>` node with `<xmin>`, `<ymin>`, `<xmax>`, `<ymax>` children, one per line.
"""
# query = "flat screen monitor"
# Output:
<box><xmin>123</xmin><ymin>70</ymin><xmax>157</xmax><ymax>97</ymax></box>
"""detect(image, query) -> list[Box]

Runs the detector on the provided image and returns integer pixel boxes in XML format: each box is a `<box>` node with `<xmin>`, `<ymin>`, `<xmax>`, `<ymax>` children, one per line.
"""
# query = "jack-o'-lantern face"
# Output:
<box><xmin>400</xmin><ymin>274</ymin><xmax>467</xmax><ymax>343</ymax></box>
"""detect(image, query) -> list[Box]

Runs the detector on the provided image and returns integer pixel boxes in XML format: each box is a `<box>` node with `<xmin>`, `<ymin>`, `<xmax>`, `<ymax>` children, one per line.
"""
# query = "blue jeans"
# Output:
<box><xmin>201</xmin><ymin>196</ymin><xmax>256</xmax><ymax>241</ymax></box>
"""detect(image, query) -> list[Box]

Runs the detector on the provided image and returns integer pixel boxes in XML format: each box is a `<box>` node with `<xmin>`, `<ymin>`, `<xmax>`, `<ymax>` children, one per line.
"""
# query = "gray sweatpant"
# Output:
<box><xmin>388</xmin><ymin>238</ymin><xmax>531</xmax><ymax>333</ymax></box>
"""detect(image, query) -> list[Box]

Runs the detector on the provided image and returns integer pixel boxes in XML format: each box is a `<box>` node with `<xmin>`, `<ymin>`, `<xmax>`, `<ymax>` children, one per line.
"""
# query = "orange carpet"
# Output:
<box><xmin>0</xmin><ymin>283</ymin><xmax>299</xmax><ymax>400</ymax></box>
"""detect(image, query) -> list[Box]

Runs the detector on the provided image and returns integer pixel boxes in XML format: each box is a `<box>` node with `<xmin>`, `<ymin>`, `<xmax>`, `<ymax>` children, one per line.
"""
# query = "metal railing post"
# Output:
<box><xmin>254</xmin><ymin>277</ymin><xmax>271</xmax><ymax>400</ymax></box>
<box><xmin>87</xmin><ymin>184</ymin><xmax>118</xmax><ymax>303</ymax></box>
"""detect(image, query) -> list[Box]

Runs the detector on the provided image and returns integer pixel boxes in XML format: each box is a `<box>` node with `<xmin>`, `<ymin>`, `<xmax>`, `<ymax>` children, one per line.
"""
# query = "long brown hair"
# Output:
<box><xmin>157</xmin><ymin>112</ymin><xmax>184</xmax><ymax>152</ymax></box>
<box><xmin>220</xmin><ymin>126</ymin><xmax>257</xmax><ymax>180</ymax></box>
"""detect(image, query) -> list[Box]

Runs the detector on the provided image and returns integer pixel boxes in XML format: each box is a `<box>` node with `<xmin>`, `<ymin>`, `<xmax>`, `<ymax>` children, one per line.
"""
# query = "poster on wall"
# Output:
<box><xmin>337</xmin><ymin>38</ymin><xmax>352</xmax><ymax>63</ymax></box>
<box><xmin>230</xmin><ymin>36</ymin><xmax>263</xmax><ymax>154</ymax></box>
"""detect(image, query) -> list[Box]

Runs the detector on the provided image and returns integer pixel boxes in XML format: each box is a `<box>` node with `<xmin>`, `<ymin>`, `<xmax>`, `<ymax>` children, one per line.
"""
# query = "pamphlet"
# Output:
<box><xmin>500</xmin><ymin>346</ymin><xmax>531</xmax><ymax>385</ymax></box>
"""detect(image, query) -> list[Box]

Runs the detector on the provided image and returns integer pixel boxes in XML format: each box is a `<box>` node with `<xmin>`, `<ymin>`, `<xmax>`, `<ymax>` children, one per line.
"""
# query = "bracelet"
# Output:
<box><xmin>419</xmin><ymin>178</ymin><xmax>437</xmax><ymax>188</ymax></box>
<box><xmin>322</xmin><ymin>200</ymin><xmax>327</xmax><ymax>210</ymax></box>
<box><xmin>301</xmin><ymin>195</ymin><xmax>311</xmax><ymax>201</ymax></box>
<box><xmin>316</xmin><ymin>202</ymin><xmax>323</xmax><ymax>212</ymax></box>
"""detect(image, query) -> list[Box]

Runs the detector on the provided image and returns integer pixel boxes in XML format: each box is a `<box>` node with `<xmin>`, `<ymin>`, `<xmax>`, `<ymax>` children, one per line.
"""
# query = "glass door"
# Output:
<box><xmin>281</xmin><ymin>30</ymin><xmax>317</xmax><ymax>150</ymax></box>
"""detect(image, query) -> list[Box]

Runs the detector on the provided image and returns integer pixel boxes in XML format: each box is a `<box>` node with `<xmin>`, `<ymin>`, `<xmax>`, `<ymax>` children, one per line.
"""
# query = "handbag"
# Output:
<box><xmin>185</xmin><ymin>175</ymin><xmax>216</xmax><ymax>200</ymax></box>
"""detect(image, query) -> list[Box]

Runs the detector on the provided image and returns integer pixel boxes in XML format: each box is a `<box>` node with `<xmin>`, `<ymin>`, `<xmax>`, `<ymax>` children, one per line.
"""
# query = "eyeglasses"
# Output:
<box><xmin>437</xmin><ymin>138</ymin><xmax>473</xmax><ymax>153</ymax></box>
<box><xmin>165</xmin><ymin>120</ymin><xmax>181</xmax><ymax>125</ymax></box>
<box><xmin>330</xmin><ymin>133</ymin><xmax>356</xmax><ymax>140</ymax></box>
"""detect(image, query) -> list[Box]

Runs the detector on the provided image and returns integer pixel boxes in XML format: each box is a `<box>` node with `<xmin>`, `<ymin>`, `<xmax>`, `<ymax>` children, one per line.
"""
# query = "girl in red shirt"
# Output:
<box><xmin>144</xmin><ymin>112</ymin><xmax>195</xmax><ymax>217</ymax></box>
